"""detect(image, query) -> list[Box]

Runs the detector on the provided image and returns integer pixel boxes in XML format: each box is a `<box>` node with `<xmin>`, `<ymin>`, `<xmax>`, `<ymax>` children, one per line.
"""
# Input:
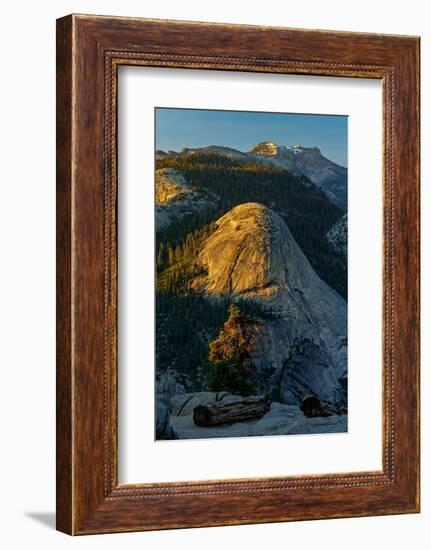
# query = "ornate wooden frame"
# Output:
<box><xmin>56</xmin><ymin>14</ymin><xmax>420</xmax><ymax>534</ymax></box>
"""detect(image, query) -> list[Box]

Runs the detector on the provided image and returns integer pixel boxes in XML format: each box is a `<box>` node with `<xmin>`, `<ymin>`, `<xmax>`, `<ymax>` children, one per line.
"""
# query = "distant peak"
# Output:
<box><xmin>249</xmin><ymin>140</ymin><xmax>281</xmax><ymax>156</ymax></box>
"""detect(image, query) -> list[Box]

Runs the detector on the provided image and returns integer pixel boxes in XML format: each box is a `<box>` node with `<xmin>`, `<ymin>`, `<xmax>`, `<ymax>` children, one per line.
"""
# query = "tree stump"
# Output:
<box><xmin>300</xmin><ymin>394</ymin><xmax>346</xmax><ymax>417</ymax></box>
<box><xmin>193</xmin><ymin>395</ymin><xmax>271</xmax><ymax>427</ymax></box>
<box><xmin>300</xmin><ymin>395</ymin><xmax>325</xmax><ymax>417</ymax></box>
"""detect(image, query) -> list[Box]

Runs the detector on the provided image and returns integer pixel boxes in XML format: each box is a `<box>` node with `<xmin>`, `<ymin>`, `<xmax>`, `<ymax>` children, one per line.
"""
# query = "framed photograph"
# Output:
<box><xmin>56</xmin><ymin>14</ymin><xmax>420</xmax><ymax>534</ymax></box>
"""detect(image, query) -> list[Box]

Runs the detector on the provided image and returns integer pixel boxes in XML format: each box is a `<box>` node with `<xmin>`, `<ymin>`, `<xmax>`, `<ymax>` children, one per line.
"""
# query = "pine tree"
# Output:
<box><xmin>208</xmin><ymin>303</ymin><xmax>254</xmax><ymax>374</ymax></box>
<box><xmin>207</xmin><ymin>303</ymin><xmax>257</xmax><ymax>396</ymax></box>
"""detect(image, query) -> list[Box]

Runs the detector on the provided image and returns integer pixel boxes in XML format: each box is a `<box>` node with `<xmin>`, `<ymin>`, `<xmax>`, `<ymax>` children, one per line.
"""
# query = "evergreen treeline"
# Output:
<box><xmin>156</xmin><ymin>293</ymin><xmax>230</xmax><ymax>390</ymax></box>
<box><xmin>156</xmin><ymin>222</ymin><xmax>215</xmax><ymax>293</ymax></box>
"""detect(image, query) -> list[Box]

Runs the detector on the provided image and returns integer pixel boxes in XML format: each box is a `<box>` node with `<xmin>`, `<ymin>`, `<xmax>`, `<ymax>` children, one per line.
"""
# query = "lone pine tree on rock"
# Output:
<box><xmin>208</xmin><ymin>304</ymin><xmax>257</xmax><ymax>396</ymax></box>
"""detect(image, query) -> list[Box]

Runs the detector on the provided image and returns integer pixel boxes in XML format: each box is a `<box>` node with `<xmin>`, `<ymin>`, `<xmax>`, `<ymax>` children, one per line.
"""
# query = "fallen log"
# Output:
<box><xmin>193</xmin><ymin>395</ymin><xmax>271</xmax><ymax>427</ymax></box>
<box><xmin>300</xmin><ymin>394</ymin><xmax>347</xmax><ymax>417</ymax></box>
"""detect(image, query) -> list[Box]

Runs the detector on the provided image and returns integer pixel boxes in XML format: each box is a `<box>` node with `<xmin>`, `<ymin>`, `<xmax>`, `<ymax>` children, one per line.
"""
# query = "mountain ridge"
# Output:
<box><xmin>157</xmin><ymin>140</ymin><xmax>347</xmax><ymax>209</ymax></box>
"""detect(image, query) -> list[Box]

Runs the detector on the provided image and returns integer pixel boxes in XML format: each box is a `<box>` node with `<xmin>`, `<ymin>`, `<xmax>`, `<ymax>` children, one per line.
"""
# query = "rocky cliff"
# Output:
<box><xmin>155</xmin><ymin>168</ymin><xmax>217</xmax><ymax>230</ymax></box>
<box><xmin>192</xmin><ymin>202</ymin><xmax>347</xmax><ymax>405</ymax></box>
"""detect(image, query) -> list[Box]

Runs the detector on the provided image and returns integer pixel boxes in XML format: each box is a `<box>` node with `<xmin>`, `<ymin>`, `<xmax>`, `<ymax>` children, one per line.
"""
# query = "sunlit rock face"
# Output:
<box><xmin>193</xmin><ymin>202</ymin><xmax>280</xmax><ymax>297</ymax></box>
<box><xmin>155</xmin><ymin>168</ymin><xmax>217</xmax><ymax>230</ymax></box>
<box><xmin>193</xmin><ymin>202</ymin><xmax>347</xmax><ymax>404</ymax></box>
<box><xmin>155</xmin><ymin>168</ymin><xmax>191</xmax><ymax>205</ymax></box>
<box><xmin>249</xmin><ymin>140</ymin><xmax>282</xmax><ymax>156</ymax></box>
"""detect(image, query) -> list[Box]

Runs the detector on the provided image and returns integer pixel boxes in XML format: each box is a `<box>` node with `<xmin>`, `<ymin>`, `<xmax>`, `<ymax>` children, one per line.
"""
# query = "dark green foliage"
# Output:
<box><xmin>208</xmin><ymin>360</ymin><xmax>256</xmax><ymax>396</ymax></box>
<box><xmin>156</xmin><ymin>222</ymin><xmax>215</xmax><ymax>293</ymax></box>
<box><xmin>156</xmin><ymin>293</ymin><xmax>231</xmax><ymax>390</ymax></box>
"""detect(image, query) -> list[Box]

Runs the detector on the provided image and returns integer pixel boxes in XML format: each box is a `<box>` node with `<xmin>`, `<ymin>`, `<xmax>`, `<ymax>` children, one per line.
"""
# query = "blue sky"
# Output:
<box><xmin>156</xmin><ymin>108</ymin><xmax>348</xmax><ymax>167</ymax></box>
